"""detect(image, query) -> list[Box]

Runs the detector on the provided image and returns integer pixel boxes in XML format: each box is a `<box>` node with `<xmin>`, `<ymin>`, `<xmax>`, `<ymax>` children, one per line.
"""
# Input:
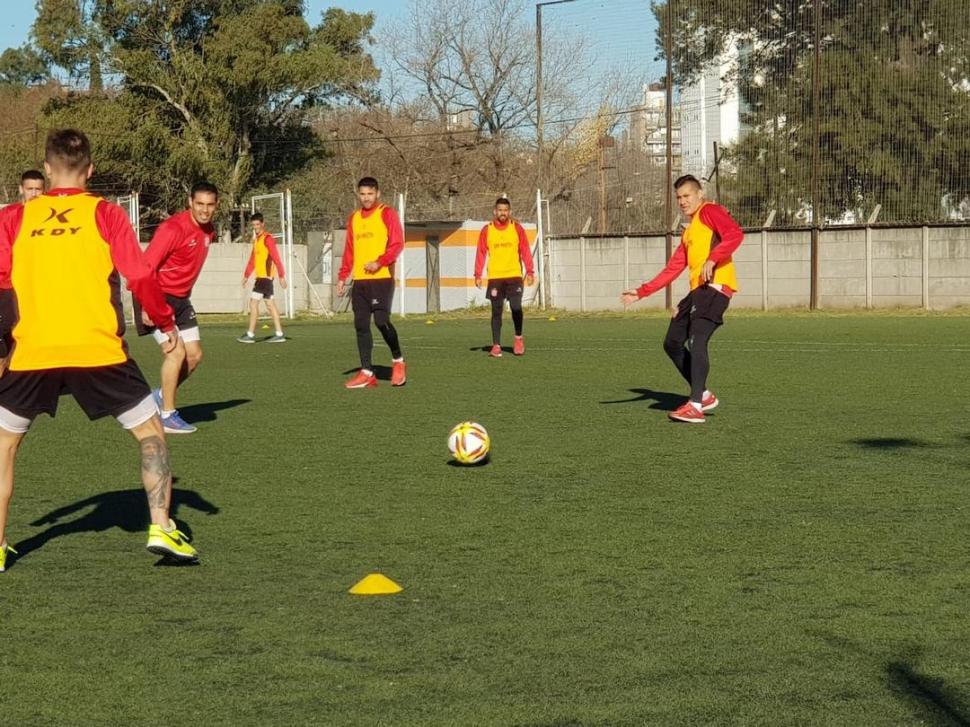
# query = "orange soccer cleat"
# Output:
<box><xmin>669</xmin><ymin>402</ymin><xmax>705</xmax><ymax>424</ymax></box>
<box><xmin>391</xmin><ymin>360</ymin><xmax>407</xmax><ymax>386</ymax></box>
<box><xmin>345</xmin><ymin>370</ymin><xmax>377</xmax><ymax>389</ymax></box>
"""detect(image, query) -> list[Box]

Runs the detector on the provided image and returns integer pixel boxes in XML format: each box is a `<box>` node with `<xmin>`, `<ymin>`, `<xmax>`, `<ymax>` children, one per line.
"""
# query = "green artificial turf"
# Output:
<box><xmin>1</xmin><ymin>312</ymin><xmax>968</xmax><ymax>725</ymax></box>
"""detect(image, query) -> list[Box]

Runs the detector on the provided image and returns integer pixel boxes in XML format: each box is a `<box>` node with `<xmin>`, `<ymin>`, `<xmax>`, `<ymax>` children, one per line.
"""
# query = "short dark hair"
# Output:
<box><xmin>674</xmin><ymin>174</ymin><xmax>702</xmax><ymax>191</ymax></box>
<box><xmin>191</xmin><ymin>180</ymin><xmax>218</xmax><ymax>198</ymax></box>
<box><xmin>45</xmin><ymin>129</ymin><xmax>91</xmax><ymax>172</ymax></box>
<box><xmin>357</xmin><ymin>176</ymin><xmax>379</xmax><ymax>190</ymax></box>
<box><xmin>495</xmin><ymin>197</ymin><xmax>511</xmax><ymax>207</ymax></box>
<box><xmin>251</xmin><ymin>212</ymin><xmax>264</xmax><ymax>223</ymax></box>
<box><xmin>20</xmin><ymin>169</ymin><xmax>44</xmax><ymax>184</ymax></box>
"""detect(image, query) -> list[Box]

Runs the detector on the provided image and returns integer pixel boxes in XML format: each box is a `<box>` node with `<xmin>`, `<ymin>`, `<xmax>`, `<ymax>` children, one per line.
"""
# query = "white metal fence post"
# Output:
<box><xmin>398</xmin><ymin>193</ymin><xmax>406</xmax><ymax>317</ymax></box>
<box><xmin>579</xmin><ymin>236</ymin><xmax>587</xmax><ymax>313</ymax></box>
<box><xmin>761</xmin><ymin>210</ymin><xmax>775</xmax><ymax>311</ymax></box>
<box><xmin>922</xmin><ymin>225</ymin><xmax>930</xmax><ymax>310</ymax></box>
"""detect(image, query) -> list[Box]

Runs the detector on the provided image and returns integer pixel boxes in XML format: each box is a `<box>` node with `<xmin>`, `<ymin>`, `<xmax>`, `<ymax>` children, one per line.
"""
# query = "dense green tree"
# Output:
<box><xmin>37</xmin><ymin>1</ymin><xmax>378</xmax><ymax>217</ymax></box>
<box><xmin>0</xmin><ymin>46</ymin><xmax>49</xmax><ymax>86</ymax></box>
<box><xmin>33</xmin><ymin>0</ymin><xmax>104</xmax><ymax>90</ymax></box>
<box><xmin>655</xmin><ymin>0</ymin><xmax>970</xmax><ymax>225</ymax></box>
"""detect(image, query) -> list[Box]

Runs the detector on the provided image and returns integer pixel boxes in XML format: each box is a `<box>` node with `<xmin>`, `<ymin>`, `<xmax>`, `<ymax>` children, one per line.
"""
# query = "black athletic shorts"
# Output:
<box><xmin>351</xmin><ymin>279</ymin><xmax>395</xmax><ymax>313</ymax></box>
<box><xmin>133</xmin><ymin>294</ymin><xmax>198</xmax><ymax>336</ymax></box>
<box><xmin>673</xmin><ymin>285</ymin><xmax>730</xmax><ymax>326</ymax></box>
<box><xmin>486</xmin><ymin>277</ymin><xmax>524</xmax><ymax>305</ymax></box>
<box><xmin>253</xmin><ymin>277</ymin><xmax>274</xmax><ymax>299</ymax></box>
<box><xmin>0</xmin><ymin>358</ymin><xmax>152</xmax><ymax>420</ymax></box>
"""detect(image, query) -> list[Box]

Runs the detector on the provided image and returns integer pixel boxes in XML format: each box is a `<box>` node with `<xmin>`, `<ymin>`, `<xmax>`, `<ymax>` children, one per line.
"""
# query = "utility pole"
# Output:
<box><xmin>663</xmin><ymin>0</ymin><xmax>674</xmax><ymax>310</ymax></box>
<box><xmin>535</xmin><ymin>0</ymin><xmax>577</xmax><ymax>193</ymax></box>
<box><xmin>810</xmin><ymin>0</ymin><xmax>822</xmax><ymax>310</ymax></box>
<box><xmin>597</xmin><ymin>135</ymin><xmax>615</xmax><ymax>233</ymax></box>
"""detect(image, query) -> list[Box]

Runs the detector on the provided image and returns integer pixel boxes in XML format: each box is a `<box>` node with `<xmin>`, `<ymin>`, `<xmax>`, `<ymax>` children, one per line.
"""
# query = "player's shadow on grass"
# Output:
<box><xmin>179</xmin><ymin>398</ymin><xmax>251</xmax><ymax>424</ymax></box>
<box><xmin>13</xmin><ymin>483</ymin><xmax>219</xmax><ymax>566</ymax></box>
<box><xmin>851</xmin><ymin>437</ymin><xmax>939</xmax><ymax>449</ymax></box>
<box><xmin>341</xmin><ymin>365</ymin><xmax>393</xmax><ymax>381</ymax></box>
<box><xmin>886</xmin><ymin>660</ymin><xmax>970</xmax><ymax>726</ymax></box>
<box><xmin>599</xmin><ymin>388</ymin><xmax>683</xmax><ymax>411</ymax></box>
<box><xmin>469</xmin><ymin>345</ymin><xmax>513</xmax><ymax>354</ymax></box>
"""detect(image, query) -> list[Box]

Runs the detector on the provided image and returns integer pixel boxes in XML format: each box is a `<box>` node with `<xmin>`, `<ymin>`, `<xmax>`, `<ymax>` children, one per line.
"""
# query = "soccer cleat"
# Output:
<box><xmin>161</xmin><ymin>411</ymin><xmax>197</xmax><ymax>434</ymax></box>
<box><xmin>237</xmin><ymin>333</ymin><xmax>255</xmax><ymax>343</ymax></box>
<box><xmin>146</xmin><ymin>521</ymin><xmax>198</xmax><ymax>562</ymax></box>
<box><xmin>0</xmin><ymin>542</ymin><xmax>16</xmax><ymax>572</ymax></box>
<box><xmin>513</xmin><ymin>336</ymin><xmax>525</xmax><ymax>356</ymax></box>
<box><xmin>391</xmin><ymin>360</ymin><xmax>407</xmax><ymax>386</ymax></box>
<box><xmin>489</xmin><ymin>344</ymin><xmax>502</xmax><ymax>358</ymax></box>
<box><xmin>151</xmin><ymin>387</ymin><xmax>163</xmax><ymax>410</ymax></box>
<box><xmin>345</xmin><ymin>370</ymin><xmax>377</xmax><ymax>389</ymax></box>
<box><xmin>266</xmin><ymin>334</ymin><xmax>286</xmax><ymax>343</ymax></box>
<box><xmin>701</xmin><ymin>392</ymin><xmax>719</xmax><ymax>412</ymax></box>
<box><xmin>669</xmin><ymin>402</ymin><xmax>705</xmax><ymax>424</ymax></box>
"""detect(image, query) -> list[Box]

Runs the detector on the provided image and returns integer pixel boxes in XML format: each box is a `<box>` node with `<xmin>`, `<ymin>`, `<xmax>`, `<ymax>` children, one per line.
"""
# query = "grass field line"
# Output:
<box><xmin>514</xmin><ymin>336</ymin><xmax>970</xmax><ymax>350</ymax></box>
<box><xmin>408</xmin><ymin>342</ymin><xmax>970</xmax><ymax>354</ymax></box>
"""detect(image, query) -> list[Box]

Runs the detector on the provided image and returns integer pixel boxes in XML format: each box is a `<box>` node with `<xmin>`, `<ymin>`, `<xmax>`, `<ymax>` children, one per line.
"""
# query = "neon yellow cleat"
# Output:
<box><xmin>0</xmin><ymin>542</ymin><xmax>17</xmax><ymax>572</ymax></box>
<box><xmin>146</xmin><ymin>521</ymin><xmax>198</xmax><ymax>562</ymax></box>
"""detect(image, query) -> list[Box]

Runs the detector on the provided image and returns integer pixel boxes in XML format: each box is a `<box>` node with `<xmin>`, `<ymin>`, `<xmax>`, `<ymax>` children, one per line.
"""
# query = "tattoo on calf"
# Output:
<box><xmin>140</xmin><ymin>435</ymin><xmax>172</xmax><ymax>509</ymax></box>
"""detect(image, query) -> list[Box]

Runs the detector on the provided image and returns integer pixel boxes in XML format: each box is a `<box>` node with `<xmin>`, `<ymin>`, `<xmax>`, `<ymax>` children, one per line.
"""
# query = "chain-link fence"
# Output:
<box><xmin>540</xmin><ymin>0</ymin><xmax>970</xmax><ymax>232</ymax></box>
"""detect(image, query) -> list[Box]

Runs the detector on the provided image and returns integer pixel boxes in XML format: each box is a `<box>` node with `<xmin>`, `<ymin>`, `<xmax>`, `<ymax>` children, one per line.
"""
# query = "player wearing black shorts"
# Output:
<box><xmin>0</xmin><ymin>129</ymin><xmax>198</xmax><ymax>570</ymax></box>
<box><xmin>474</xmin><ymin>198</ymin><xmax>535</xmax><ymax>357</ymax></box>
<box><xmin>336</xmin><ymin>177</ymin><xmax>407</xmax><ymax>389</ymax></box>
<box><xmin>621</xmin><ymin>175</ymin><xmax>744</xmax><ymax>424</ymax></box>
<box><xmin>238</xmin><ymin>212</ymin><xmax>287</xmax><ymax>344</ymax></box>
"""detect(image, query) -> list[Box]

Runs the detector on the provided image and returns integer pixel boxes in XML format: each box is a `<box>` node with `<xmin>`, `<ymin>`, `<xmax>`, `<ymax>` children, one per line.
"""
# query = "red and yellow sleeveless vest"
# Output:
<box><xmin>11</xmin><ymin>193</ymin><xmax>127</xmax><ymax>370</ymax></box>
<box><xmin>683</xmin><ymin>202</ymin><xmax>738</xmax><ymax>291</ymax></box>
<box><xmin>252</xmin><ymin>233</ymin><xmax>276</xmax><ymax>278</ymax></box>
<box><xmin>350</xmin><ymin>205</ymin><xmax>391</xmax><ymax>280</ymax></box>
<box><xmin>484</xmin><ymin>221</ymin><xmax>523</xmax><ymax>279</ymax></box>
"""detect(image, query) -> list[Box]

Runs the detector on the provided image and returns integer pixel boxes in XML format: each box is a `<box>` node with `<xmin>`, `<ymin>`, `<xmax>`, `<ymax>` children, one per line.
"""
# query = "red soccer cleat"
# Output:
<box><xmin>701</xmin><ymin>392</ymin><xmax>718</xmax><ymax>412</ymax></box>
<box><xmin>345</xmin><ymin>370</ymin><xmax>377</xmax><ymax>389</ymax></box>
<box><xmin>669</xmin><ymin>402</ymin><xmax>705</xmax><ymax>424</ymax></box>
<box><xmin>489</xmin><ymin>344</ymin><xmax>502</xmax><ymax>358</ymax></box>
<box><xmin>513</xmin><ymin>336</ymin><xmax>525</xmax><ymax>356</ymax></box>
<box><xmin>391</xmin><ymin>360</ymin><xmax>407</xmax><ymax>386</ymax></box>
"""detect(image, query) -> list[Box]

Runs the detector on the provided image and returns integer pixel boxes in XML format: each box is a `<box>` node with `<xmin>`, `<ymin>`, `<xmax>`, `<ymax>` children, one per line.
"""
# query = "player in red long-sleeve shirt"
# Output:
<box><xmin>133</xmin><ymin>182</ymin><xmax>218</xmax><ymax>434</ymax></box>
<box><xmin>0</xmin><ymin>129</ymin><xmax>198</xmax><ymax>570</ymax></box>
<box><xmin>621</xmin><ymin>175</ymin><xmax>744</xmax><ymax>423</ymax></box>
<box><xmin>474</xmin><ymin>197</ymin><xmax>535</xmax><ymax>357</ymax></box>
<box><xmin>336</xmin><ymin>177</ymin><xmax>407</xmax><ymax>388</ymax></box>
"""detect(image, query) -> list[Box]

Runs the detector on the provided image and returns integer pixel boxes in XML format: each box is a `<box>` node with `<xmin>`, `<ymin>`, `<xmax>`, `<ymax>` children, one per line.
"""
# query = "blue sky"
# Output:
<box><xmin>0</xmin><ymin>1</ymin><xmax>660</xmax><ymax>104</ymax></box>
<box><xmin>0</xmin><ymin>1</ymin><xmax>406</xmax><ymax>50</ymax></box>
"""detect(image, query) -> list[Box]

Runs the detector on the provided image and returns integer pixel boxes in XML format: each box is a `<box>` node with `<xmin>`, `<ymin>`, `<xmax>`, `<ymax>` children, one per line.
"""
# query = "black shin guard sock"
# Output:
<box><xmin>511</xmin><ymin>307</ymin><xmax>524</xmax><ymax>336</ymax></box>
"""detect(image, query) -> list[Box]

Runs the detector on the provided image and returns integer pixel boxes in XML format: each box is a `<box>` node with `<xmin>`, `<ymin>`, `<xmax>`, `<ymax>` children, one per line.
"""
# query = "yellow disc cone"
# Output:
<box><xmin>349</xmin><ymin>572</ymin><xmax>403</xmax><ymax>595</ymax></box>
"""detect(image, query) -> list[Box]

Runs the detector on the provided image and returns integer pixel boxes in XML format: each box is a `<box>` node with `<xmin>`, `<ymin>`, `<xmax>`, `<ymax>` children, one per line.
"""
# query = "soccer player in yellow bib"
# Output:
<box><xmin>336</xmin><ymin>177</ymin><xmax>406</xmax><ymax>388</ymax></box>
<box><xmin>238</xmin><ymin>212</ymin><xmax>287</xmax><ymax>343</ymax></box>
<box><xmin>474</xmin><ymin>197</ymin><xmax>535</xmax><ymax>357</ymax></box>
<box><xmin>0</xmin><ymin>129</ymin><xmax>198</xmax><ymax>570</ymax></box>
<box><xmin>621</xmin><ymin>175</ymin><xmax>743</xmax><ymax>424</ymax></box>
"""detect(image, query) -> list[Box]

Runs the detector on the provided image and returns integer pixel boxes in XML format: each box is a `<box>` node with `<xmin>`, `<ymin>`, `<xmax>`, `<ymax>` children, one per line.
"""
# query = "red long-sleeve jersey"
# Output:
<box><xmin>145</xmin><ymin>209</ymin><xmax>215</xmax><ymax>297</ymax></box>
<box><xmin>635</xmin><ymin>203</ymin><xmax>744</xmax><ymax>299</ymax></box>
<box><xmin>338</xmin><ymin>205</ymin><xmax>404</xmax><ymax>282</ymax></box>
<box><xmin>0</xmin><ymin>189</ymin><xmax>174</xmax><ymax>331</ymax></box>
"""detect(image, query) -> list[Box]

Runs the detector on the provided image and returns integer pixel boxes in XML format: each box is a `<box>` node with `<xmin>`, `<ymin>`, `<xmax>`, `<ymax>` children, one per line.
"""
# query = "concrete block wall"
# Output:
<box><xmin>546</xmin><ymin>225</ymin><xmax>970</xmax><ymax>311</ymax></box>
